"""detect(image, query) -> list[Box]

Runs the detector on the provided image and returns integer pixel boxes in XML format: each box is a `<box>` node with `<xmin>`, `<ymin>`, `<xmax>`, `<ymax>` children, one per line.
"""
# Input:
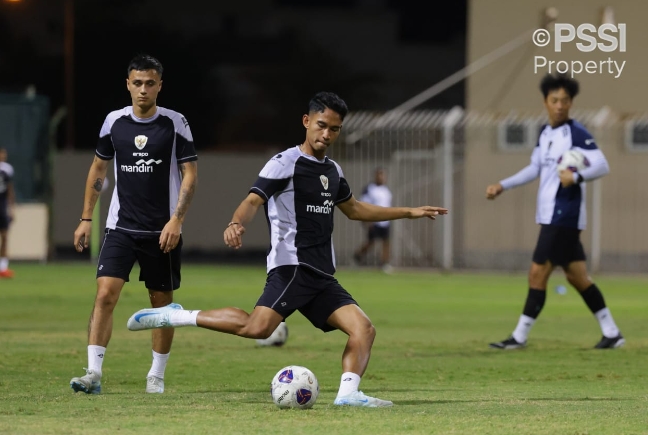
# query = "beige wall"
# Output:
<box><xmin>467</xmin><ymin>0</ymin><xmax>646</xmax><ymax>112</ymax></box>
<box><xmin>53</xmin><ymin>152</ymin><xmax>279</xmax><ymax>251</ymax></box>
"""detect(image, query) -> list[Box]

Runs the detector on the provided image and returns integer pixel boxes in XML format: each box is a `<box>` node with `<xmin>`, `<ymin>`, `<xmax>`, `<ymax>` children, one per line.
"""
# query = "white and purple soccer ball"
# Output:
<box><xmin>270</xmin><ymin>365</ymin><xmax>319</xmax><ymax>409</ymax></box>
<box><xmin>557</xmin><ymin>149</ymin><xmax>589</xmax><ymax>174</ymax></box>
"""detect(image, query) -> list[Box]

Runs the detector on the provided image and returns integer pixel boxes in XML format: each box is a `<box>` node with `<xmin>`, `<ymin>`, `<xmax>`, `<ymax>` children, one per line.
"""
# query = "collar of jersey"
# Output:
<box><xmin>129</xmin><ymin>107</ymin><xmax>160</xmax><ymax>123</ymax></box>
<box><xmin>296</xmin><ymin>145</ymin><xmax>327</xmax><ymax>163</ymax></box>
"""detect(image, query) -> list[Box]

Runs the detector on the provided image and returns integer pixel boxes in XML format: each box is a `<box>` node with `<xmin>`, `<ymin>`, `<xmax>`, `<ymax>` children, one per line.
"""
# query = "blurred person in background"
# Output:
<box><xmin>486</xmin><ymin>73</ymin><xmax>623</xmax><ymax>350</ymax></box>
<box><xmin>70</xmin><ymin>54</ymin><xmax>198</xmax><ymax>394</ymax></box>
<box><xmin>0</xmin><ymin>148</ymin><xmax>15</xmax><ymax>278</ymax></box>
<box><xmin>354</xmin><ymin>167</ymin><xmax>393</xmax><ymax>273</ymax></box>
<box><xmin>126</xmin><ymin>91</ymin><xmax>448</xmax><ymax>407</ymax></box>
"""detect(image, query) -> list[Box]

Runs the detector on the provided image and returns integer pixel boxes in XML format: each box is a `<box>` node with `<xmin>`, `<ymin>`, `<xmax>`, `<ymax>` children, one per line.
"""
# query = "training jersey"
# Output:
<box><xmin>95</xmin><ymin>106</ymin><xmax>197</xmax><ymax>235</ymax></box>
<box><xmin>0</xmin><ymin>162</ymin><xmax>14</xmax><ymax>206</ymax></box>
<box><xmin>360</xmin><ymin>183</ymin><xmax>392</xmax><ymax>228</ymax></box>
<box><xmin>500</xmin><ymin>120</ymin><xmax>609</xmax><ymax>230</ymax></box>
<box><xmin>250</xmin><ymin>146</ymin><xmax>353</xmax><ymax>276</ymax></box>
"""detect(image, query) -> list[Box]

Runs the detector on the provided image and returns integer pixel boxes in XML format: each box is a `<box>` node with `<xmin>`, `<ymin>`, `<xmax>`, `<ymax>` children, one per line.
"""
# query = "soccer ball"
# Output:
<box><xmin>256</xmin><ymin>322</ymin><xmax>288</xmax><ymax>347</ymax></box>
<box><xmin>557</xmin><ymin>149</ymin><xmax>589</xmax><ymax>173</ymax></box>
<box><xmin>270</xmin><ymin>365</ymin><xmax>319</xmax><ymax>409</ymax></box>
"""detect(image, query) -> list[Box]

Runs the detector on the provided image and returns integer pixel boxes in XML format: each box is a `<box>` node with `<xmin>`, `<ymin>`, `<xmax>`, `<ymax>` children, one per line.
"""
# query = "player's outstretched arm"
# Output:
<box><xmin>74</xmin><ymin>156</ymin><xmax>109</xmax><ymax>252</ymax></box>
<box><xmin>160</xmin><ymin>161</ymin><xmax>198</xmax><ymax>253</ymax></box>
<box><xmin>486</xmin><ymin>183</ymin><xmax>504</xmax><ymax>200</ymax></box>
<box><xmin>224</xmin><ymin>193</ymin><xmax>265</xmax><ymax>250</ymax></box>
<box><xmin>337</xmin><ymin>195</ymin><xmax>448</xmax><ymax>222</ymax></box>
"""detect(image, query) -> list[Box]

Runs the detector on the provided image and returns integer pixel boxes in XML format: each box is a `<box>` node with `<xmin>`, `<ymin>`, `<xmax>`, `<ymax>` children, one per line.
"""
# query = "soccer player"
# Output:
<box><xmin>127</xmin><ymin>92</ymin><xmax>448</xmax><ymax>407</ymax></box>
<box><xmin>0</xmin><ymin>148</ymin><xmax>15</xmax><ymax>278</ymax></box>
<box><xmin>70</xmin><ymin>54</ymin><xmax>198</xmax><ymax>394</ymax></box>
<box><xmin>354</xmin><ymin>167</ymin><xmax>393</xmax><ymax>272</ymax></box>
<box><xmin>486</xmin><ymin>73</ymin><xmax>624</xmax><ymax>350</ymax></box>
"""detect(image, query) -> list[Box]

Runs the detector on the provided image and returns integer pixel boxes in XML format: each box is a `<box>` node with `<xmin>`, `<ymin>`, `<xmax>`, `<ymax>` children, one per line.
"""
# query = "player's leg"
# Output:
<box><xmin>127</xmin><ymin>265</ymin><xmax>294</xmax><ymax>340</ymax></box>
<box><xmin>137</xmin><ymin>236</ymin><xmax>185</xmax><ymax>393</ymax></box>
<box><xmin>379</xmin><ymin>228</ymin><xmax>392</xmax><ymax>273</ymax></box>
<box><xmin>0</xmin><ymin>228</ymin><xmax>11</xmax><ymax>278</ymax></box>
<box><xmin>0</xmin><ymin>208</ymin><xmax>12</xmax><ymax>277</ymax></box>
<box><xmin>564</xmin><ymin>260</ymin><xmax>624</xmax><ymax>348</ymax></box>
<box><xmin>491</xmin><ymin>225</ymin><xmax>556</xmax><ymax>349</ymax></box>
<box><xmin>354</xmin><ymin>231</ymin><xmax>374</xmax><ymax>264</ymax></box>
<box><xmin>71</xmin><ymin>230</ymin><xmax>135</xmax><ymax>394</ymax></box>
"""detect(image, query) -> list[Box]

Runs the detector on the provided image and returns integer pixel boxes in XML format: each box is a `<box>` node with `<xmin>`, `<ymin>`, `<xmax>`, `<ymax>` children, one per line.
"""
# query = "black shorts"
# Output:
<box><xmin>0</xmin><ymin>204</ymin><xmax>10</xmax><ymax>230</ymax></box>
<box><xmin>368</xmin><ymin>225</ymin><xmax>389</xmax><ymax>241</ymax></box>
<box><xmin>96</xmin><ymin>229</ymin><xmax>182</xmax><ymax>290</ymax></box>
<box><xmin>256</xmin><ymin>265</ymin><xmax>358</xmax><ymax>332</ymax></box>
<box><xmin>532</xmin><ymin>224</ymin><xmax>586</xmax><ymax>268</ymax></box>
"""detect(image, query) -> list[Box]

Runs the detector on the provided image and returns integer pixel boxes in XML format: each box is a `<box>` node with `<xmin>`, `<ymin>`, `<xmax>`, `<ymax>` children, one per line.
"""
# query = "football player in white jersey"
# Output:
<box><xmin>354</xmin><ymin>168</ymin><xmax>393</xmax><ymax>272</ymax></box>
<box><xmin>486</xmin><ymin>73</ymin><xmax>623</xmax><ymax>350</ymax></box>
<box><xmin>127</xmin><ymin>92</ymin><xmax>448</xmax><ymax>407</ymax></box>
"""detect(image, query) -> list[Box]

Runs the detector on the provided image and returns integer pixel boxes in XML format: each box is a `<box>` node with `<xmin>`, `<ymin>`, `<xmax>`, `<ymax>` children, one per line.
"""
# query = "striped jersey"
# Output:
<box><xmin>250</xmin><ymin>146</ymin><xmax>353</xmax><ymax>275</ymax></box>
<box><xmin>500</xmin><ymin>120</ymin><xmax>609</xmax><ymax>230</ymax></box>
<box><xmin>95</xmin><ymin>106</ymin><xmax>197</xmax><ymax>235</ymax></box>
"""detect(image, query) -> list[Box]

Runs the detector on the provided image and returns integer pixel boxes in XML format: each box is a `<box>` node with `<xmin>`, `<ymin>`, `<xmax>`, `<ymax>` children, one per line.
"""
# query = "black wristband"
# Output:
<box><xmin>80</xmin><ymin>218</ymin><xmax>92</xmax><ymax>222</ymax></box>
<box><xmin>576</xmin><ymin>173</ymin><xmax>584</xmax><ymax>184</ymax></box>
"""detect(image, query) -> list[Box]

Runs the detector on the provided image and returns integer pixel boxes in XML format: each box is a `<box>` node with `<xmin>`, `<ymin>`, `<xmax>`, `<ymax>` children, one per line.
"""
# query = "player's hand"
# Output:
<box><xmin>160</xmin><ymin>217</ymin><xmax>182</xmax><ymax>253</ymax></box>
<box><xmin>486</xmin><ymin>183</ymin><xmax>504</xmax><ymax>199</ymax></box>
<box><xmin>224</xmin><ymin>223</ymin><xmax>246</xmax><ymax>249</ymax></box>
<box><xmin>409</xmin><ymin>206</ymin><xmax>448</xmax><ymax>220</ymax></box>
<box><xmin>559</xmin><ymin>169</ymin><xmax>576</xmax><ymax>187</ymax></box>
<box><xmin>73</xmin><ymin>221</ymin><xmax>92</xmax><ymax>253</ymax></box>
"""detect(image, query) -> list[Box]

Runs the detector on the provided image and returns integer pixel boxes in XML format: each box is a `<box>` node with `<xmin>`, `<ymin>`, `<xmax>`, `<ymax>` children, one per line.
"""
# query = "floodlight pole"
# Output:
<box><xmin>442</xmin><ymin>106</ymin><xmax>464</xmax><ymax>270</ymax></box>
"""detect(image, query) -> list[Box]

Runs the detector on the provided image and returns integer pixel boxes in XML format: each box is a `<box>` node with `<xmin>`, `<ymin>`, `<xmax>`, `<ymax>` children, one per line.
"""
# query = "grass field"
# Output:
<box><xmin>1</xmin><ymin>263</ymin><xmax>647</xmax><ymax>435</ymax></box>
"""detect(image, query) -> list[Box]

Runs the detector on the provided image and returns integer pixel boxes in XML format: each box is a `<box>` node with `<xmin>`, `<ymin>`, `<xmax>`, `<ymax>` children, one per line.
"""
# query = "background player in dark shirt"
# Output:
<box><xmin>0</xmin><ymin>148</ymin><xmax>15</xmax><ymax>278</ymax></box>
<box><xmin>127</xmin><ymin>92</ymin><xmax>447</xmax><ymax>407</ymax></box>
<box><xmin>70</xmin><ymin>55</ymin><xmax>198</xmax><ymax>395</ymax></box>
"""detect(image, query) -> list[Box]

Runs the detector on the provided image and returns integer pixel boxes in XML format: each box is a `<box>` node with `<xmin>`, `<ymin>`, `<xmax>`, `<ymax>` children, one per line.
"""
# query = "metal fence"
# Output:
<box><xmin>329</xmin><ymin>108</ymin><xmax>648</xmax><ymax>273</ymax></box>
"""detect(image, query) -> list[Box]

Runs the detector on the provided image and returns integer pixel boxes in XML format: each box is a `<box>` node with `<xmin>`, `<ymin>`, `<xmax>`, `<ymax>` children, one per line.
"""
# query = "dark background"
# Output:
<box><xmin>0</xmin><ymin>0</ymin><xmax>467</xmax><ymax>150</ymax></box>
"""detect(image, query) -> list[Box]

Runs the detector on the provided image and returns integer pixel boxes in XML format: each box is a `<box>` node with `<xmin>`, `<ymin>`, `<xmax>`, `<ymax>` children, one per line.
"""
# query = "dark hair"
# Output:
<box><xmin>539</xmin><ymin>73</ymin><xmax>579</xmax><ymax>99</ymax></box>
<box><xmin>308</xmin><ymin>92</ymin><xmax>348</xmax><ymax>120</ymax></box>
<box><xmin>127</xmin><ymin>54</ymin><xmax>163</xmax><ymax>77</ymax></box>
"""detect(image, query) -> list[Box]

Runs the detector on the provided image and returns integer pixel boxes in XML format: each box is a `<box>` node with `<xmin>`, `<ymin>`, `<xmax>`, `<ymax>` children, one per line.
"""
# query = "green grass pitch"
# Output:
<box><xmin>1</xmin><ymin>263</ymin><xmax>647</xmax><ymax>434</ymax></box>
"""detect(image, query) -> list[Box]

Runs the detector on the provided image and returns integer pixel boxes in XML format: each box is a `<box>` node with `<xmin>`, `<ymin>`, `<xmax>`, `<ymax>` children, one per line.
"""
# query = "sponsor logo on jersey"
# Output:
<box><xmin>121</xmin><ymin>159</ymin><xmax>163</xmax><ymax>173</ymax></box>
<box><xmin>134</xmin><ymin>135</ymin><xmax>148</xmax><ymax>150</ymax></box>
<box><xmin>306</xmin><ymin>199</ymin><xmax>334</xmax><ymax>214</ymax></box>
<box><xmin>320</xmin><ymin>175</ymin><xmax>329</xmax><ymax>190</ymax></box>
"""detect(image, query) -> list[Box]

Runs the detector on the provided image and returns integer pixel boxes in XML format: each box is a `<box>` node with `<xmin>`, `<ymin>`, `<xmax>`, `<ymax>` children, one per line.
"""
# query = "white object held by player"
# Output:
<box><xmin>556</xmin><ymin>149</ymin><xmax>589</xmax><ymax>174</ymax></box>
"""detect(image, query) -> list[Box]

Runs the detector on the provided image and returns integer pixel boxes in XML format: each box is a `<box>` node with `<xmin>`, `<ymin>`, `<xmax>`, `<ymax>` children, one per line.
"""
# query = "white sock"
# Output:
<box><xmin>168</xmin><ymin>309</ymin><xmax>199</xmax><ymax>327</ymax></box>
<box><xmin>88</xmin><ymin>345</ymin><xmax>106</xmax><ymax>376</ymax></box>
<box><xmin>336</xmin><ymin>372</ymin><xmax>361</xmax><ymax>397</ymax></box>
<box><xmin>595</xmin><ymin>308</ymin><xmax>620</xmax><ymax>338</ymax></box>
<box><xmin>147</xmin><ymin>350</ymin><xmax>170</xmax><ymax>379</ymax></box>
<box><xmin>0</xmin><ymin>257</ymin><xmax>8</xmax><ymax>271</ymax></box>
<box><xmin>512</xmin><ymin>315</ymin><xmax>536</xmax><ymax>343</ymax></box>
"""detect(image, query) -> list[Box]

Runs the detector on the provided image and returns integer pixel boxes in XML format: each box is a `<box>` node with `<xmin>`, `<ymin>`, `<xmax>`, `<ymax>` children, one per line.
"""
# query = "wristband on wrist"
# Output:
<box><xmin>80</xmin><ymin>218</ymin><xmax>92</xmax><ymax>222</ymax></box>
<box><xmin>227</xmin><ymin>222</ymin><xmax>240</xmax><ymax>227</ymax></box>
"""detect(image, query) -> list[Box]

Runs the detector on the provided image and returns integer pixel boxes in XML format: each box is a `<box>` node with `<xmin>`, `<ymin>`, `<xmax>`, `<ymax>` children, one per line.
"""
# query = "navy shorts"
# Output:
<box><xmin>96</xmin><ymin>229</ymin><xmax>182</xmax><ymax>290</ymax></box>
<box><xmin>368</xmin><ymin>225</ymin><xmax>389</xmax><ymax>241</ymax></box>
<box><xmin>532</xmin><ymin>224</ymin><xmax>586</xmax><ymax>268</ymax></box>
<box><xmin>256</xmin><ymin>265</ymin><xmax>358</xmax><ymax>332</ymax></box>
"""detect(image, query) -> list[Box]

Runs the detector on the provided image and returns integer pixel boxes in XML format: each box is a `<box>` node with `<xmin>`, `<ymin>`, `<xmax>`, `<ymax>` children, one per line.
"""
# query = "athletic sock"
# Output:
<box><xmin>168</xmin><ymin>309</ymin><xmax>199</xmax><ymax>327</ymax></box>
<box><xmin>336</xmin><ymin>372</ymin><xmax>361</xmax><ymax>397</ymax></box>
<box><xmin>147</xmin><ymin>350</ymin><xmax>170</xmax><ymax>379</ymax></box>
<box><xmin>88</xmin><ymin>345</ymin><xmax>106</xmax><ymax>376</ymax></box>
<box><xmin>512</xmin><ymin>288</ymin><xmax>546</xmax><ymax>342</ymax></box>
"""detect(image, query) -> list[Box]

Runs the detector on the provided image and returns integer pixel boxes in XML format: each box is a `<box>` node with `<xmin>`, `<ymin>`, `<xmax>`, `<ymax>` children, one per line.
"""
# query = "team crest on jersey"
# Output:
<box><xmin>134</xmin><ymin>135</ymin><xmax>148</xmax><ymax>150</ymax></box>
<box><xmin>320</xmin><ymin>175</ymin><xmax>329</xmax><ymax>190</ymax></box>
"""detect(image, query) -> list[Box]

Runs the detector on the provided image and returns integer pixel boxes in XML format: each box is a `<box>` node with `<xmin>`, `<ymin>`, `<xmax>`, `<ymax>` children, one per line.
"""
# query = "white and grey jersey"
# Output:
<box><xmin>250</xmin><ymin>146</ymin><xmax>353</xmax><ymax>276</ymax></box>
<box><xmin>500</xmin><ymin>120</ymin><xmax>609</xmax><ymax>230</ymax></box>
<box><xmin>0</xmin><ymin>162</ymin><xmax>14</xmax><ymax>205</ymax></box>
<box><xmin>96</xmin><ymin>106</ymin><xmax>198</xmax><ymax>235</ymax></box>
<box><xmin>360</xmin><ymin>183</ymin><xmax>392</xmax><ymax>228</ymax></box>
